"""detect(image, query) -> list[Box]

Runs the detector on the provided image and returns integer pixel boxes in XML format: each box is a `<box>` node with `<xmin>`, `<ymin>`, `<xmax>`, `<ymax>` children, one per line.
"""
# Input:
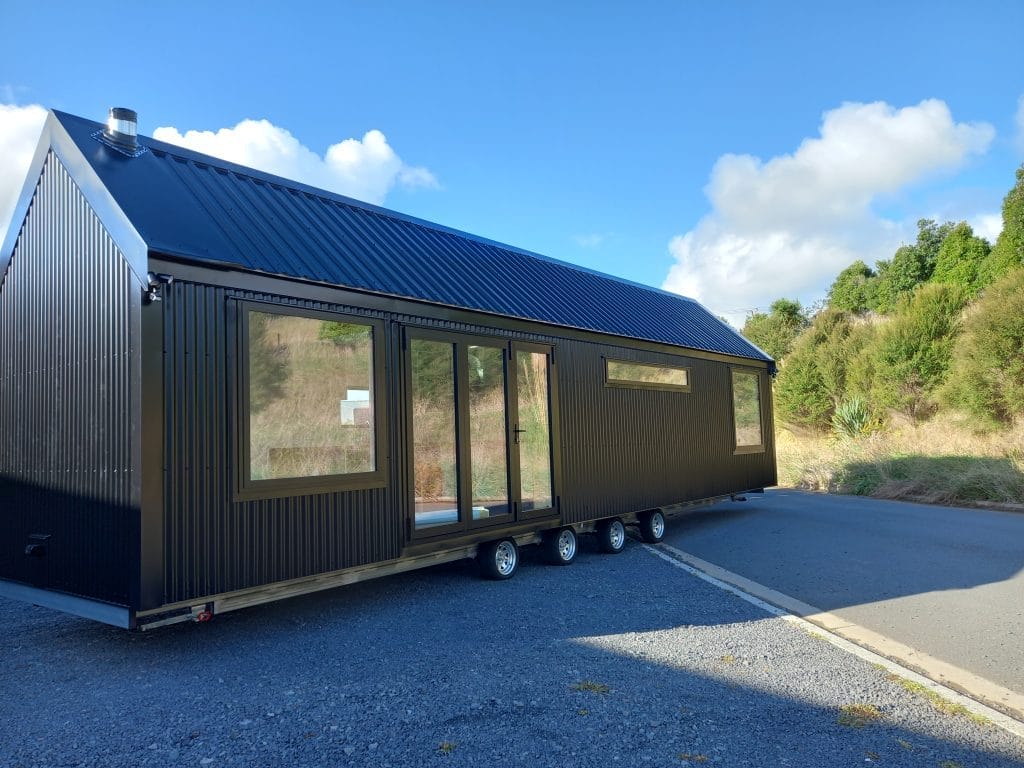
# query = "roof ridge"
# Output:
<box><xmin>48</xmin><ymin>109</ymin><xmax>771</xmax><ymax>366</ymax></box>
<box><xmin>52</xmin><ymin>110</ymin><xmax>699</xmax><ymax>304</ymax></box>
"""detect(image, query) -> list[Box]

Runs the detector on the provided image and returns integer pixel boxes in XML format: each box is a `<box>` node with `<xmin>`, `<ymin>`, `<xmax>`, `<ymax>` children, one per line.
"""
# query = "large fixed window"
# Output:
<box><xmin>240</xmin><ymin>304</ymin><xmax>385</xmax><ymax>497</ymax></box>
<box><xmin>605</xmin><ymin>359</ymin><xmax>690</xmax><ymax>391</ymax></box>
<box><xmin>731</xmin><ymin>369</ymin><xmax>764</xmax><ymax>453</ymax></box>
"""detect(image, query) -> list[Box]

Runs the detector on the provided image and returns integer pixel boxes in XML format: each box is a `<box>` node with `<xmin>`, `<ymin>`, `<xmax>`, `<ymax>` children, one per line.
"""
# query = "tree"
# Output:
<box><xmin>913</xmin><ymin>218</ymin><xmax>955</xmax><ymax>279</ymax></box>
<box><xmin>979</xmin><ymin>164</ymin><xmax>1024</xmax><ymax>285</ymax></box>
<box><xmin>828</xmin><ymin>260</ymin><xmax>876</xmax><ymax>313</ymax></box>
<box><xmin>740</xmin><ymin>298</ymin><xmax>809</xmax><ymax>361</ymax></box>
<box><xmin>872</xmin><ymin>245</ymin><xmax>923</xmax><ymax>313</ymax></box>
<box><xmin>930</xmin><ymin>222</ymin><xmax>990</xmax><ymax>296</ymax></box>
<box><xmin>319</xmin><ymin>320</ymin><xmax>371</xmax><ymax>349</ymax></box>
<box><xmin>872</xmin><ymin>219</ymin><xmax>955</xmax><ymax>313</ymax></box>
<box><xmin>862</xmin><ymin>283</ymin><xmax>968</xmax><ymax>421</ymax></box>
<box><xmin>943</xmin><ymin>266</ymin><xmax>1024</xmax><ymax>424</ymax></box>
<box><xmin>774</xmin><ymin>309</ymin><xmax>868</xmax><ymax>431</ymax></box>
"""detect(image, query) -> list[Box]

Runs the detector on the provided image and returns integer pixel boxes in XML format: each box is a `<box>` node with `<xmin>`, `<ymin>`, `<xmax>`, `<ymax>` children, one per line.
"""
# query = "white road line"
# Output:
<box><xmin>644</xmin><ymin>542</ymin><xmax>1024</xmax><ymax>740</ymax></box>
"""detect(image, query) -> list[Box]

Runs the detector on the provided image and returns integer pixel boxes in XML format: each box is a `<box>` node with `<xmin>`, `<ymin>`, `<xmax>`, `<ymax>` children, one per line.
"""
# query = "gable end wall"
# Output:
<box><xmin>0</xmin><ymin>151</ymin><xmax>141</xmax><ymax>606</ymax></box>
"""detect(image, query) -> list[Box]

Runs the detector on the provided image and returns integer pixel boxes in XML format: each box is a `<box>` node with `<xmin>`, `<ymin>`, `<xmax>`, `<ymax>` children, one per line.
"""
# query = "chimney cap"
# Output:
<box><xmin>103</xmin><ymin>107</ymin><xmax>138</xmax><ymax>151</ymax></box>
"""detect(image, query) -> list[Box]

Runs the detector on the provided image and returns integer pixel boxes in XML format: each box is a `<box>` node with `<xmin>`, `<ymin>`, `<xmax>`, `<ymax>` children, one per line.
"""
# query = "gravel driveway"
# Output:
<box><xmin>2</xmin><ymin>535</ymin><xmax>1023</xmax><ymax>767</ymax></box>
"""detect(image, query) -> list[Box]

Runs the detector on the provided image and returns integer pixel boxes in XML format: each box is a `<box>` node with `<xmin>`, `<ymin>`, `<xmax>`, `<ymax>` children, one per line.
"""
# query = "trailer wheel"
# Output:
<box><xmin>638</xmin><ymin>510</ymin><xmax>666</xmax><ymax>543</ymax></box>
<box><xmin>596</xmin><ymin>518</ymin><xmax>626</xmax><ymax>554</ymax></box>
<box><xmin>543</xmin><ymin>527</ymin><xmax>578</xmax><ymax>566</ymax></box>
<box><xmin>479</xmin><ymin>538</ymin><xmax>519</xmax><ymax>580</ymax></box>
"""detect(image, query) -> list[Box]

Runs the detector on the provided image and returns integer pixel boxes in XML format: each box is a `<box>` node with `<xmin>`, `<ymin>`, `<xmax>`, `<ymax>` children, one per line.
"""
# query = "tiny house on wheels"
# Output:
<box><xmin>0</xmin><ymin>108</ymin><xmax>776</xmax><ymax>630</ymax></box>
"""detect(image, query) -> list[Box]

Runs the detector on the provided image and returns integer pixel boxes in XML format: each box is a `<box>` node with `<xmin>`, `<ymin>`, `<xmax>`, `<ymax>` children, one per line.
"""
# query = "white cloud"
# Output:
<box><xmin>663</xmin><ymin>99</ymin><xmax>995</xmax><ymax>326</ymax></box>
<box><xmin>969</xmin><ymin>212</ymin><xmax>1002</xmax><ymax>244</ymax></box>
<box><xmin>153</xmin><ymin>119</ymin><xmax>437</xmax><ymax>205</ymax></box>
<box><xmin>574</xmin><ymin>233</ymin><xmax>608</xmax><ymax>248</ymax></box>
<box><xmin>0</xmin><ymin>103</ymin><xmax>48</xmax><ymax>248</ymax></box>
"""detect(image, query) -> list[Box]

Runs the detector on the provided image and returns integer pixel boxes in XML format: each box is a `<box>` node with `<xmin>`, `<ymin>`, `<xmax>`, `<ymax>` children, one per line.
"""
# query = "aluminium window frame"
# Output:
<box><xmin>604</xmin><ymin>357</ymin><xmax>692</xmax><ymax>393</ymax></box>
<box><xmin>235</xmin><ymin>300</ymin><xmax>387</xmax><ymax>501</ymax></box>
<box><xmin>405</xmin><ymin>327</ymin><xmax>519</xmax><ymax>541</ymax></box>
<box><xmin>730</xmin><ymin>366</ymin><xmax>766</xmax><ymax>455</ymax></box>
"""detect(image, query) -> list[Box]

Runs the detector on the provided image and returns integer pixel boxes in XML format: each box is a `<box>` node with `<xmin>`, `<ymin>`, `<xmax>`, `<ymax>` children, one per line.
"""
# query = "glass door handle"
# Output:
<box><xmin>513</xmin><ymin>427</ymin><xmax>527</xmax><ymax>444</ymax></box>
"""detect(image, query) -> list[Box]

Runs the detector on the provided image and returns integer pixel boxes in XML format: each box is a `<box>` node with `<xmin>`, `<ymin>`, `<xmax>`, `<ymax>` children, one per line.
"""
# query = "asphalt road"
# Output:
<box><xmin>4</xmin><ymin>529</ymin><xmax>1024</xmax><ymax>766</ymax></box>
<box><xmin>669</xmin><ymin>490</ymin><xmax>1024</xmax><ymax>695</ymax></box>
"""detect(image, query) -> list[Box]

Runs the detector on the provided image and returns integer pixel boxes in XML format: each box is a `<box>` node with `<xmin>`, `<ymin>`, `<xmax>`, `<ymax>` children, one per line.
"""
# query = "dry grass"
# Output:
<box><xmin>886</xmin><ymin>674</ymin><xmax>989</xmax><ymax>725</ymax></box>
<box><xmin>836</xmin><ymin>703</ymin><xmax>883</xmax><ymax>728</ymax></box>
<box><xmin>776</xmin><ymin>413</ymin><xmax>1024</xmax><ymax>507</ymax></box>
<box><xmin>570</xmin><ymin>680</ymin><xmax>610</xmax><ymax>694</ymax></box>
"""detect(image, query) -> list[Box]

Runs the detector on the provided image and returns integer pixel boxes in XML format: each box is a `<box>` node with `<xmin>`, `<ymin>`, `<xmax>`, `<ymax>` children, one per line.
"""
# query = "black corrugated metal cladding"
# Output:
<box><xmin>161</xmin><ymin>281</ymin><xmax>399</xmax><ymax>604</ymax></box>
<box><xmin>0</xmin><ymin>152</ymin><xmax>137</xmax><ymax>605</ymax></box>
<box><xmin>557</xmin><ymin>342</ymin><xmax>776</xmax><ymax>524</ymax></box>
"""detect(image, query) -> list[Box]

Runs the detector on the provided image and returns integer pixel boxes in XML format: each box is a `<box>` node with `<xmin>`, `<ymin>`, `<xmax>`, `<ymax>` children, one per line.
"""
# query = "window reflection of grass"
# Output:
<box><xmin>733</xmin><ymin>371</ymin><xmax>763</xmax><ymax>447</ymax></box>
<box><xmin>607</xmin><ymin>359</ymin><xmax>688</xmax><ymax>387</ymax></box>
<box><xmin>518</xmin><ymin>351</ymin><xmax>553</xmax><ymax>507</ymax></box>
<box><xmin>249</xmin><ymin>313</ymin><xmax>374</xmax><ymax>480</ymax></box>
<box><xmin>469</xmin><ymin>346</ymin><xmax>508</xmax><ymax>505</ymax></box>
<box><xmin>411</xmin><ymin>340</ymin><xmax>458</xmax><ymax>506</ymax></box>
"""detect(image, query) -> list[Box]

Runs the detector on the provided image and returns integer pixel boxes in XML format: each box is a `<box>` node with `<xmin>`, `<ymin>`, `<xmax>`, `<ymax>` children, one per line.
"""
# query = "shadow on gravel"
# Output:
<box><xmin>3</xmin><ymin>539</ymin><xmax>1022</xmax><ymax>767</ymax></box>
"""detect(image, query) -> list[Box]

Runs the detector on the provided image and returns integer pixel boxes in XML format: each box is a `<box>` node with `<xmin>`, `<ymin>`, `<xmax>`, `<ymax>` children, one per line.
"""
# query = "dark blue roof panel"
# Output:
<box><xmin>55</xmin><ymin>110</ymin><xmax>771</xmax><ymax>364</ymax></box>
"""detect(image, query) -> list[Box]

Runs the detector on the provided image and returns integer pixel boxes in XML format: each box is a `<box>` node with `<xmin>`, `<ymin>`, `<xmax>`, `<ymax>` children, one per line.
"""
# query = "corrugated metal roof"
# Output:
<box><xmin>54</xmin><ymin>110</ymin><xmax>772</xmax><ymax>364</ymax></box>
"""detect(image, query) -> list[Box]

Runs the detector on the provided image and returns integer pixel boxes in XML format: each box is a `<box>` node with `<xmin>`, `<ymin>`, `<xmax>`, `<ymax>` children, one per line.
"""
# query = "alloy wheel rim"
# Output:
<box><xmin>558</xmin><ymin>530</ymin><xmax>576</xmax><ymax>560</ymax></box>
<box><xmin>495</xmin><ymin>542</ymin><xmax>516</xmax><ymax>575</ymax></box>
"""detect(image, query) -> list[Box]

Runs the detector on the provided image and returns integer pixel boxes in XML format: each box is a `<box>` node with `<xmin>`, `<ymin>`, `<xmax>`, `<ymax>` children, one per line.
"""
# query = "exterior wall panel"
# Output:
<box><xmin>160</xmin><ymin>273</ymin><xmax>775</xmax><ymax>607</ymax></box>
<box><xmin>161</xmin><ymin>282</ymin><xmax>400</xmax><ymax>604</ymax></box>
<box><xmin>556</xmin><ymin>341</ymin><xmax>776</xmax><ymax>524</ymax></box>
<box><xmin>0</xmin><ymin>152</ymin><xmax>138</xmax><ymax>605</ymax></box>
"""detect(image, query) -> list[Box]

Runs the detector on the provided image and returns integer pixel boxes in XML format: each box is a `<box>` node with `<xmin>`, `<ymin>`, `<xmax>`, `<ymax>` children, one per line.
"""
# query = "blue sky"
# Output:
<box><xmin>2</xmin><ymin>1</ymin><xmax>1022</xmax><ymax>323</ymax></box>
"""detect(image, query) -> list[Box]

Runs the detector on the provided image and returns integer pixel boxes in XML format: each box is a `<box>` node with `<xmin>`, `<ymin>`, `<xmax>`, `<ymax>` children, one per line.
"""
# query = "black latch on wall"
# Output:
<box><xmin>25</xmin><ymin>533</ymin><xmax>51</xmax><ymax>558</ymax></box>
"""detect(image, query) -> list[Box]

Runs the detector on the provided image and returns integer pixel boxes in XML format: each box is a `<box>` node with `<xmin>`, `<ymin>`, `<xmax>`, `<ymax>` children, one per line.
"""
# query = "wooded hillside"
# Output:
<box><xmin>741</xmin><ymin>165</ymin><xmax>1024</xmax><ymax>505</ymax></box>
<box><xmin>743</xmin><ymin>164</ymin><xmax>1024</xmax><ymax>434</ymax></box>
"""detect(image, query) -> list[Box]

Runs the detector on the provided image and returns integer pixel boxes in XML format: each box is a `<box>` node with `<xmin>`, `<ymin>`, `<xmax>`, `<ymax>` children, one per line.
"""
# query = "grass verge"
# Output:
<box><xmin>776</xmin><ymin>413</ymin><xmax>1024</xmax><ymax>507</ymax></box>
<box><xmin>886</xmin><ymin>673</ymin><xmax>989</xmax><ymax>725</ymax></box>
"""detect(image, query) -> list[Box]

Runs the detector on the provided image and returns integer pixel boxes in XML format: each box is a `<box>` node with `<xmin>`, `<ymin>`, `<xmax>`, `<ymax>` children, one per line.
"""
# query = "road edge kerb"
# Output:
<box><xmin>645</xmin><ymin>542</ymin><xmax>1024</xmax><ymax>740</ymax></box>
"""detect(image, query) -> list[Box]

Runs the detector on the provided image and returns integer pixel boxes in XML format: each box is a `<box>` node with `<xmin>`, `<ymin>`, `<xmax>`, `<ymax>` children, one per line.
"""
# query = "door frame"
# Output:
<box><xmin>509</xmin><ymin>341</ymin><xmax>561</xmax><ymax>523</ymax></box>
<box><xmin>402</xmin><ymin>329</ymin><xmax>561</xmax><ymax>541</ymax></box>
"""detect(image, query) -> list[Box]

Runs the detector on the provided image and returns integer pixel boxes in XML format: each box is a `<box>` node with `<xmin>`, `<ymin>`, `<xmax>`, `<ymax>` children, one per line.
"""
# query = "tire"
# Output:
<box><xmin>543</xmin><ymin>527</ymin><xmax>578</xmax><ymax>566</ymax></box>
<box><xmin>638</xmin><ymin>510</ymin><xmax>666</xmax><ymax>543</ymax></box>
<box><xmin>596</xmin><ymin>518</ymin><xmax>626</xmax><ymax>554</ymax></box>
<box><xmin>478</xmin><ymin>538</ymin><xmax>519</xmax><ymax>580</ymax></box>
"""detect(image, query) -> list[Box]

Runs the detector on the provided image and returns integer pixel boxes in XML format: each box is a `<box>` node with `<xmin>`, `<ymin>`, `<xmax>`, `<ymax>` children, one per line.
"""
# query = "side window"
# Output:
<box><xmin>605</xmin><ymin>359</ymin><xmax>690</xmax><ymax>391</ymax></box>
<box><xmin>731</xmin><ymin>369</ymin><xmax>764</xmax><ymax>453</ymax></box>
<box><xmin>240</xmin><ymin>305</ymin><xmax>385</xmax><ymax>496</ymax></box>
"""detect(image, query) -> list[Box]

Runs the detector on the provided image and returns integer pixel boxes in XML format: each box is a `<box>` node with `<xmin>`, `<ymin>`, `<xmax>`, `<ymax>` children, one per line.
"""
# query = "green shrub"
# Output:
<box><xmin>979</xmin><ymin>164</ymin><xmax>1023</xmax><ymax>286</ymax></box>
<box><xmin>741</xmin><ymin>298</ymin><xmax>808</xmax><ymax>361</ymax></box>
<box><xmin>832</xmin><ymin>398</ymin><xmax>870</xmax><ymax>439</ymax></box>
<box><xmin>774</xmin><ymin>309</ymin><xmax>867</xmax><ymax>431</ymax></box>
<box><xmin>828</xmin><ymin>260</ymin><xmax>876</xmax><ymax>313</ymax></box>
<box><xmin>871</xmin><ymin>219</ymin><xmax>954</xmax><ymax>313</ymax></box>
<box><xmin>943</xmin><ymin>266</ymin><xmax>1024</xmax><ymax>424</ymax></box>
<box><xmin>930</xmin><ymin>222</ymin><xmax>990</xmax><ymax>296</ymax></box>
<box><xmin>861</xmin><ymin>283</ymin><xmax>967</xmax><ymax>421</ymax></box>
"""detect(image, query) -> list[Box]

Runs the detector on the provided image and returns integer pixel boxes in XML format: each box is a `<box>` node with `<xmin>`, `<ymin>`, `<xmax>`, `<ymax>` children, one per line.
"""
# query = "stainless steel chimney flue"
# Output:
<box><xmin>103</xmin><ymin>107</ymin><xmax>138</xmax><ymax>151</ymax></box>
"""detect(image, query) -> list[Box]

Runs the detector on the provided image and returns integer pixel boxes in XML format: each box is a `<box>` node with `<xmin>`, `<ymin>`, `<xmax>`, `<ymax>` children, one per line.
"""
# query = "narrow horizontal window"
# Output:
<box><xmin>243</xmin><ymin>307</ymin><xmax>383</xmax><ymax>494</ymax></box>
<box><xmin>606</xmin><ymin>359</ymin><xmax>690</xmax><ymax>391</ymax></box>
<box><xmin>732</xmin><ymin>369</ymin><xmax>764</xmax><ymax>452</ymax></box>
